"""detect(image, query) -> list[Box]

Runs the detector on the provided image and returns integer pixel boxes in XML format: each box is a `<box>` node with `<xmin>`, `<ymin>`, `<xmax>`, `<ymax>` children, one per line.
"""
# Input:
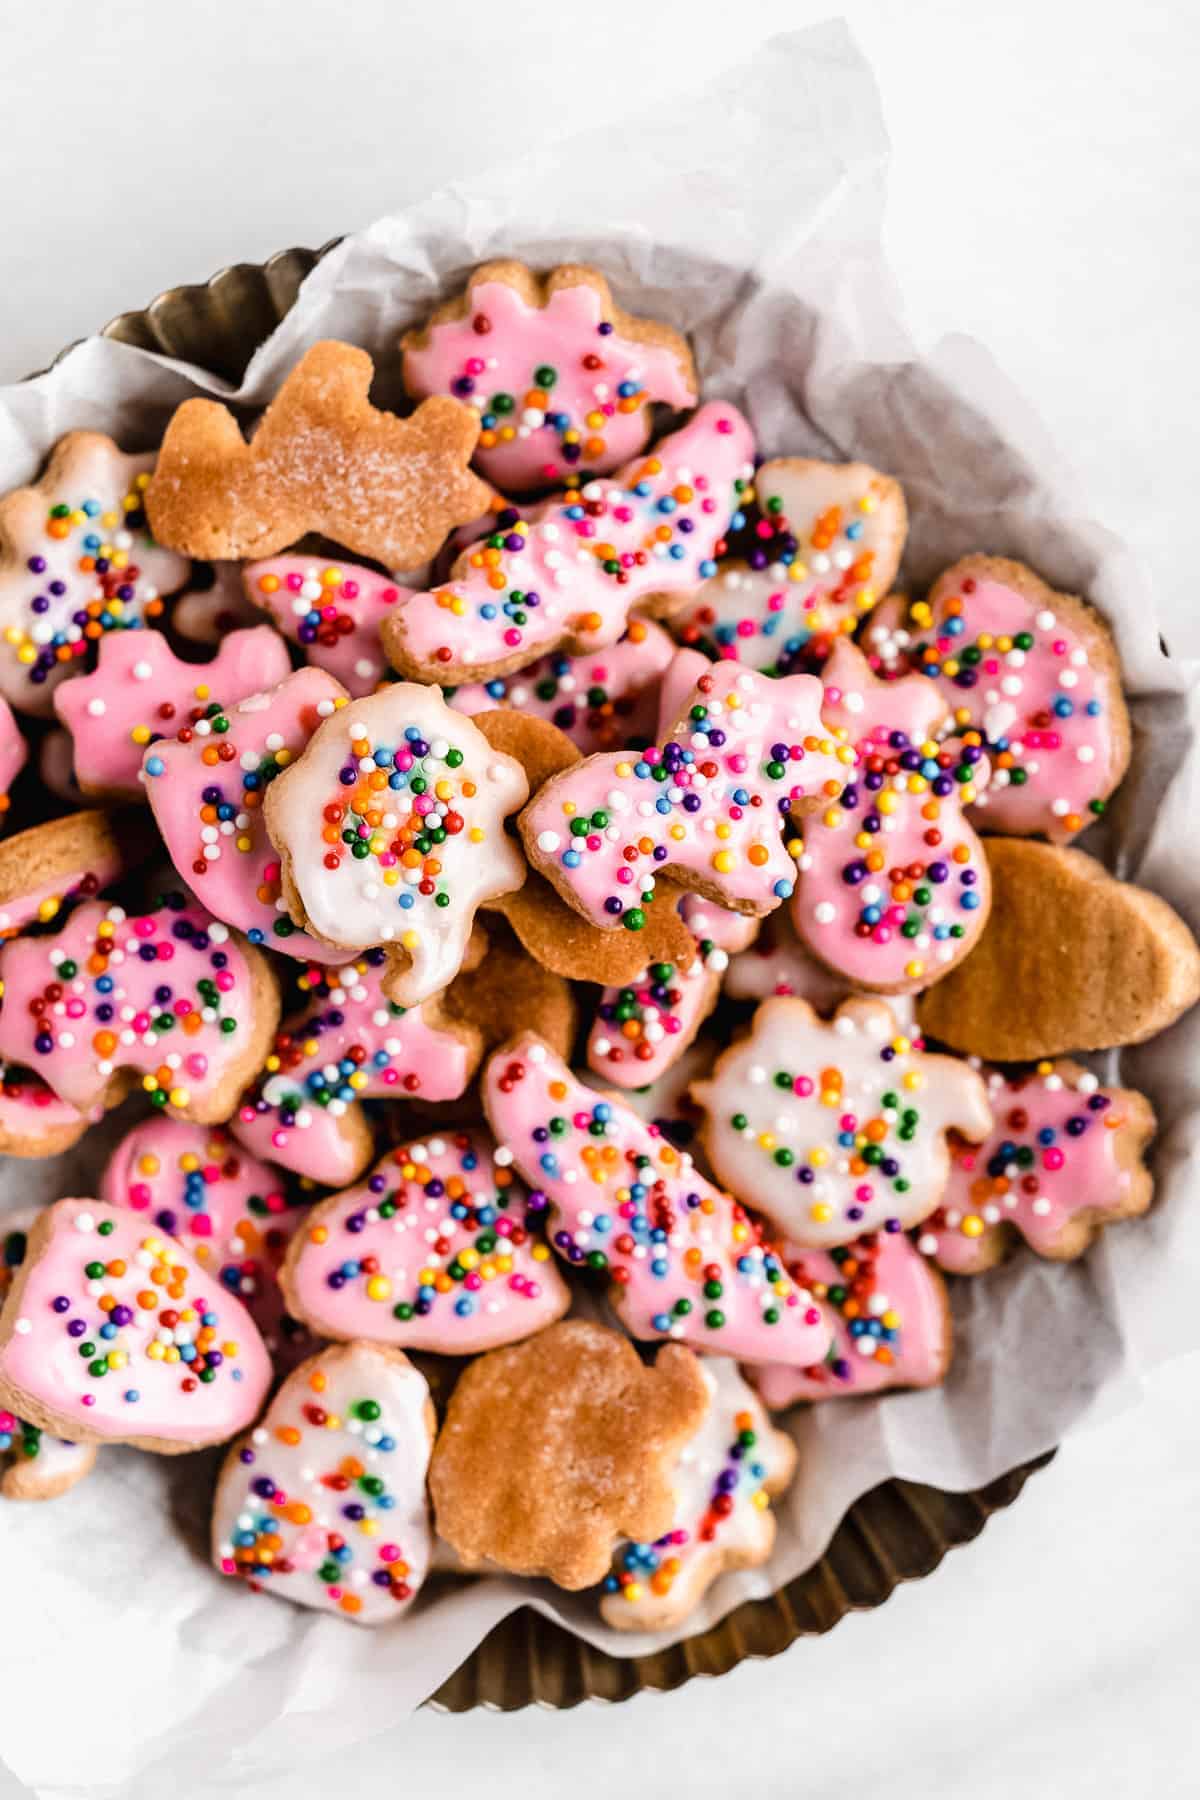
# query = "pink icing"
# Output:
<box><xmin>0</xmin><ymin>853</ymin><xmax>125</xmax><ymax>939</ymax></box>
<box><xmin>0</xmin><ymin>696</ymin><xmax>26</xmax><ymax>819</ymax></box>
<box><xmin>450</xmin><ymin>618</ymin><xmax>677</xmax><ymax>755</ymax></box>
<box><xmin>144</xmin><ymin>666</ymin><xmax>347</xmax><ymax>962</ymax></box>
<box><xmin>483</xmin><ymin>1034</ymin><xmax>833</xmax><ymax>1363</ymax></box>
<box><xmin>403</xmin><ymin>276</ymin><xmax>696</xmax><ymax>492</ymax></box>
<box><xmin>0</xmin><ymin>1197</ymin><xmax>272</xmax><ymax>1446</ymax></box>
<box><xmin>231</xmin><ymin>951</ymin><xmax>473</xmax><ymax>1187</ymax></box>
<box><xmin>243</xmin><ymin>557</ymin><xmax>413</xmax><ymax>698</ymax></box>
<box><xmin>171</xmin><ymin>563</ymin><xmax>260</xmax><ymax>645</ymax></box>
<box><xmin>724</xmin><ymin>902</ymin><xmax>919</xmax><ymax>1032</ymax></box>
<box><xmin>0</xmin><ymin>895</ymin><xmax>261</xmax><ymax>1118</ymax></box>
<box><xmin>523</xmin><ymin>658</ymin><xmax>847</xmax><ymax>930</ymax></box>
<box><xmin>388</xmin><ymin>404</ymin><xmax>754</xmax><ymax>681</ymax></box>
<box><xmin>53</xmin><ymin>626</ymin><xmax>291</xmax><ymax>798</ymax></box>
<box><xmin>917</xmin><ymin>1064</ymin><xmax>1151</xmax><ymax>1273</ymax></box>
<box><xmin>287</xmin><ymin>1129</ymin><xmax>571</xmax><ymax>1352</ymax></box>
<box><xmin>0</xmin><ymin>1060</ymin><xmax>91</xmax><ymax>1148</ymax></box>
<box><xmin>747</xmin><ymin>1230</ymin><xmax>948</xmax><ymax>1406</ymax></box>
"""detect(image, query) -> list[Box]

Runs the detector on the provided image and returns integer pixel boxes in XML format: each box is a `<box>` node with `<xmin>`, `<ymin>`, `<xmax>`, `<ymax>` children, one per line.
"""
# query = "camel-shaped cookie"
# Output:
<box><xmin>243</xmin><ymin>556</ymin><xmax>414</xmax><ymax>698</ymax></box>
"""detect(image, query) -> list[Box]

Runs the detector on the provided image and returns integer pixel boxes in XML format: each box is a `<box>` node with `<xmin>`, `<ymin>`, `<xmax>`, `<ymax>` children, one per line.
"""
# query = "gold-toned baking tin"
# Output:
<box><xmin>87</xmin><ymin>245</ymin><xmax>1053</xmax><ymax>1709</ymax></box>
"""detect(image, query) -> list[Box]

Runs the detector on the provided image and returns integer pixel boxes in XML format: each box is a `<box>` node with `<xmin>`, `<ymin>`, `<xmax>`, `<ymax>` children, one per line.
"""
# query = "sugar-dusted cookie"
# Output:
<box><xmin>0</xmin><ymin>893</ymin><xmax>280</xmax><ymax>1123</ymax></box>
<box><xmin>54</xmin><ymin>625</ymin><xmax>291</xmax><ymax>801</ymax></box>
<box><xmin>0</xmin><ymin>1197</ymin><xmax>272</xmax><ymax>1452</ymax></box>
<box><xmin>382</xmin><ymin>403</ymin><xmax>755</xmax><ymax>687</ymax></box>
<box><xmin>243</xmin><ymin>555</ymin><xmax>414</xmax><ymax>698</ymax></box>
<box><xmin>917</xmin><ymin>1060</ymin><xmax>1155</xmax><ymax>1272</ymax></box>
<box><xmin>0</xmin><ymin>1207</ymin><xmax>100</xmax><ymax>1500</ymax></box>
<box><xmin>146</xmin><ymin>341</ymin><xmax>491</xmax><ymax>567</ymax></box>
<box><xmin>144</xmin><ymin>665</ymin><xmax>349</xmax><ymax>960</ymax></box>
<box><xmin>483</xmin><ymin>1034</ymin><xmax>832</xmax><ymax>1363</ymax></box>
<box><xmin>0</xmin><ymin>696</ymin><xmax>27</xmax><ymax>825</ymax></box>
<box><xmin>0</xmin><ymin>432</ymin><xmax>190</xmax><ymax>715</ymax></box>
<box><xmin>401</xmin><ymin>261</ymin><xmax>698</xmax><ymax>493</ymax></box>
<box><xmin>0</xmin><ymin>1059</ymin><xmax>94</xmax><ymax>1157</ymax></box>
<box><xmin>450</xmin><ymin>617</ymin><xmax>677</xmax><ymax>755</ymax></box>
<box><xmin>600</xmin><ymin>1356</ymin><xmax>795</xmax><ymax>1630</ymax></box>
<box><xmin>521</xmin><ymin>658</ymin><xmax>849</xmax><ymax>937</ymax></box>
<box><xmin>693</xmin><ymin>995</ymin><xmax>991</xmax><ymax>1248</ymax></box>
<box><xmin>916</xmin><ymin>839</ymin><xmax>1200</xmax><ymax>1058</ymax></box>
<box><xmin>282</xmin><ymin>1128</ymin><xmax>571</xmax><ymax>1353</ymax></box>
<box><xmin>429</xmin><ymin>1319</ymin><xmax>709</xmax><ymax>1588</ymax></box>
<box><xmin>863</xmin><ymin>556</ymin><xmax>1131</xmax><ymax>843</ymax></box>
<box><xmin>264</xmin><ymin>680</ymin><xmax>528</xmax><ymax>1002</ymax></box>
<box><xmin>170</xmin><ymin>562</ymin><xmax>261</xmax><ymax>645</ymax></box>
<box><xmin>213</xmin><ymin>1341</ymin><xmax>434</xmax><ymax>1622</ymax></box>
<box><xmin>0</xmin><ymin>808</ymin><xmax>138</xmax><ymax>939</ymax></box>
<box><xmin>231</xmin><ymin>949</ymin><xmax>480</xmax><ymax>1188</ymax></box>
<box><xmin>747</xmin><ymin>1230</ymin><xmax>951</xmax><ymax>1407</ymax></box>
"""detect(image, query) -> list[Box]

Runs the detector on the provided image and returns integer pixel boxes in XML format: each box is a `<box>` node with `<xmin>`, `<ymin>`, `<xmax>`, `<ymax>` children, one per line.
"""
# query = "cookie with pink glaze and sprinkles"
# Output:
<box><xmin>0</xmin><ymin>807</ymin><xmax>139</xmax><ymax>941</ymax></box>
<box><xmin>0</xmin><ymin>696</ymin><xmax>27</xmax><ymax>827</ymax></box>
<box><xmin>482</xmin><ymin>1033</ymin><xmax>833</xmax><ymax>1364</ymax></box>
<box><xmin>693</xmin><ymin>995</ymin><xmax>992</xmax><ymax>1250</ymax></box>
<box><xmin>600</xmin><ymin>1356</ymin><xmax>795</xmax><ymax>1631</ymax></box>
<box><xmin>243</xmin><ymin>555</ymin><xmax>414</xmax><ymax>699</ymax></box>
<box><xmin>0</xmin><ymin>1207</ymin><xmax>100</xmax><ymax>1500</ymax></box>
<box><xmin>212</xmin><ymin>1341</ymin><xmax>434</xmax><ymax>1622</ymax></box>
<box><xmin>401</xmin><ymin>261</ymin><xmax>698</xmax><ymax>494</ymax></box>
<box><xmin>0</xmin><ymin>1196</ymin><xmax>273</xmax><ymax>1453</ymax></box>
<box><xmin>916</xmin><ymin>1060</ymin><xmax>1155</xmax><ymax>1274</ymax></box>
<box><xmin>0</xmin><ymin>1058</ymin><xmax>96</xmax><ymax>1158</ymax></box>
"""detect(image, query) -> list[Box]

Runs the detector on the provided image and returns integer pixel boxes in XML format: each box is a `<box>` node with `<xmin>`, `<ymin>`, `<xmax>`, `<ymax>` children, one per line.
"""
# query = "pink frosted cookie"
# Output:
<box><xmin>243</xmin><ymin>556</ymin><xmax>414</xmax><ymax>698</ymax></box>
<box><xmin>0</xmin><ymin>696</ymin><xmax>26</xmax><ymax>825</ymax></box>
<box><xmin>282</xmin><ymin>1128</ymin><xmax>571</xmax><ymax>1353</ymax></box>
<box><xmin>53</xmin><ymin>625</ymin><xmax>291</xmax><ymax>801</ymax></box>
<box><xmin>747</xmin><ymin>1230</ymin><xmax>951</xmax><ymax>1407</ymax></box>
<box><xmin>0</xmin><ymin>1197</ymin><xmax>272</xmax><ymax>1452</ymax></box>
<box><xmin>600</xmin><ymin>1356</ymin><xmax>795</xmax><ymax>1631</ymax></box>
<box><xmin>789</xmin><ymin>638</ymin><xmax>990</xmax><ymax>993</ymax></box>
<box><xmin>231</xmin><ymin>950</ymin><xmax>479</xmax><ymax>1188</ymax></box>
<box><xmin>450</xmin><ymin>617</ymin><xmax>677</xmax><ymax>755</ymax></box>
<box><xmin>382</xmin><ymin>403</ymin><xmax>755</xmax><ymax>687</ymax></box>
<box><xmin>0</xmin><ymin>1207</ymin><xmax>99</xmax><ymax>1499</ymax></box>
<box><xmin>101</xmin><ymin>1118</ymin><xmax>312</xmax><ymax>1357</ymax></box>
<box><xmin>521</xmin><ymin>658</ymin><xmax>849</xmax><ymax>939</ymax></box>
<box><xmin>0</xmin><ymin>1059</ymin><xmax>94</xmax><ymax>1157</ymax></box>
<box><xmin>401</xmin><ymin>261</ymin><xmax>698</xmax><ymax>493</ymax></box>
<box><xmin>0</xmin><ymin>893</ymin><xmax>280</xmax><ymax>1123</ymax></box>
<box><xmin>263</xmin><ymin>681</ymin><xmax>528</xmax><ymax>1004</ymax></box>
<box><xmin>483</xmin><ymin>1033</ymin><xmax>833</xmax><ymax>1364</ymax></box>
<box><xmin>171</xmin><ymin>563</ymin><xmax>260</xmax><ymax>645</ymax></box>
<box><xmin>861</xmin><ymin>556</ymin><xmax>1130</xmax><ymax>843</ymax></box>
<box><xmin>143</xmin><ymin>666</ymin><xmax>349</xmax><ymax>962</ymax></box>
<box><xmin>917</xmin><ymin>1060</ymin><xmax>1156</xmax><ymax>1273</ymax></box>
<box><xmin>212</xmin><ymin>1340</ymin><xmax>434</xmax><ymax>1623</ymax></box>
<box><xmin>693</xmin><ymin>995</ymin><xmax>991</xmax><ymax>1249</ymax></box>
<box><xmin>0</xmin><ymin>808</ymin><xmax>135</xmax><ymax>940</ymax></box>
<box><xmin>0</xmin><ymin>433</ymin><xmax>189</xmax><ymax>715</ymax></box>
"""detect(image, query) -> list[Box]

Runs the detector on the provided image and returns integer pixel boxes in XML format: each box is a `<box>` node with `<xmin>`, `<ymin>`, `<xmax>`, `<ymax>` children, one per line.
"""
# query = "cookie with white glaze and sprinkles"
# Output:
<box><xmin>0</xmin><ymin>1196</ymin><xmax>273</xmax><ymax>1453</ymax></box>
<box><xmin>861</xmin><ymin>556</ymin><xmax>1131</xmax><ymax>844</ymax></box>
<box><xmin>53</xmin><ymin>624</ymin><xmax>292</xmax><ymax>803</ymax></box>
<box><xmin>692</xmin><ymin>995</ymin><xmax>992</xmax><ymax>1250</ymax></box>
<box><xmin>482</xmin><ymin>1033</ymin><xmax>834</xmax><ymax>1364</ymax></box>
<box><xmin>282</xmin><ymin>1129</ymin><xmax>571</xmax><ymax>1354</ymax></box>
<box><xmin>381</xmin><ymin>402</ymin><xmax>755</xmax><ymax>688</ymax></box>
<box><xmin>212</xmin><ymin>1340</ymin><xmax>435</xmax><ymax>1623</ymax></box>
<box><xmin>0</xmin><ymin>1207</ymin><xmax>100</xmax><ymax>1500</ymax></box>
<box><xmin>746</xmin><ymin>1229</ymin><xmax>951</xmax><ymax>1407</ymax></box>
<box><xmin>242</xmin><ymin>555</ymin><xmax>414</xmax><ymax>699</ymax></box>
<box><xmin>429</xmin><ymin>1318</ymin><xmax>710</xmax><ymax>1589</ymax></box>
<box><xmin>401</xmin><ymin>261</ymin><xmax>699</xmax><ymax>494</ymax></box>
<box><xmin>916</xmin><ymin>1060</ymin><xmax>1155</xmax><ymax>1273</ymax></box>
<box><xmin>263</xmin><ymin>679</ymin><xmax>529</xmax><ymax>1005</ymax></box>
<box><xmin>600</xmin><ymin>1356</ymin><xmax>795</xmax><ymax>1631</ymax></box>
<box><xmin>0</xmin><ymin>432</ymin><xmax>190</xmax><ymax>717</ymax></box>
<box><xmin>0</xmin><ymin>892</ymin><xmax>281</xmax><ymax>1124</ymax></box>
<box><xmin>0</xmin><ymin>807</ymin><xmax>144</xmax><ymax>941</ymax></box>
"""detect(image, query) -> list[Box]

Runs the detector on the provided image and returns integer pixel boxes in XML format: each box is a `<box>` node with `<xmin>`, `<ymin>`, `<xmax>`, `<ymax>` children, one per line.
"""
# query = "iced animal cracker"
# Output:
<box><xmin>0</xmin><ymin>1197</ymin><xmax>272</xmax><ymax>1451</ymax></box>
<box><xmin>0</xmin><ymin>808</ymin><xmax>138</xmax><ymax>940</ymax></box>
<box><xmin>243</xmin><ymin>556</ymin><xmax>414</xmax><ymax>698</ymax></box>
<box><xmin>37</xmin><ymin>729</ymin><xmax>79</xmax><ymax>806</ymax></box>
<box><xmin>0</xmin><ymin>697</ymin><xmax>26</xmax><ymax>825</ymax></box>
<box><xmin>917</xmin><ymin>1060</ymin><xmax>1155</xmax><ymax>1272</ymax></box>
<box><xmin>693</xmin><ymin>995</ymin><xmax>991</xmax><ymax>1248</ymax></box>
<box><xmin>54</xmin><ymin>625</ymin><xmax>291</xmax><ymax>800</ymax></box>
<box><xmin>212</xmin><ymin>1341</ymin><xmax>434</xmax><ymax>1621</ymax></box>
<box><xmin>264</xmin><ymin>681</ymin><xmax>528</xmax><ymax>1003</ymax></box>
<box><xmin>0</xmin><ymin>893</ymin><xmax>279</xmax><ymax>1122</ymax></box>
<box><xmin>382</xmin><ymin>403</ymin><xmax>754</xmax><ymax>686</ymax></box>
<box><xmin>600</xmin><ymin>1357</ymin><xmax>795</xmax><ymax>1629</ymax></box>
<box><xmin>282</xmin><ymin>1128</ymin><xmax>571</xmax><ymax>1353</ymax></box>
<box><xmin>401</xmin><ymin>261</ymin><xmax>698</xmax><ymax>493</ymax></box>
<box><xmin>0</xmin><ymin>1208</ymin><xmax>99</xmax><ymax>1499</ymax></box>
<box><xmin>483</xmin><ymin>1033</ymin><xmax>832</xmax><ymax>1363</ymax></box>
<box><xmin>0</xmin><ymin>1060</ymin><xmax>94</xmax><ymax>1157</ymax></box>
<box><xmin>0</xmin><ymin>432</ymin><xmax>189</xmax><ymax>715</ymax></box>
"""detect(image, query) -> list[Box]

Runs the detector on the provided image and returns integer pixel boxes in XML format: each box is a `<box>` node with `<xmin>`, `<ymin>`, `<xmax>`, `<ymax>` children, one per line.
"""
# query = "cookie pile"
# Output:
<box><xmin>0</xmin><ymin>261</ymin><xmax>1194</xmax><ymax>1634</ymax></box>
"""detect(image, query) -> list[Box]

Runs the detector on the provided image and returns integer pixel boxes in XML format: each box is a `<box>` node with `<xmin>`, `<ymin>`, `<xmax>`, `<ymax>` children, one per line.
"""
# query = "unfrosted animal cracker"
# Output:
<box><xmin>146</xmin><ymin>340</ymin><xmax>491</xmax><ymax>567</ymax></box>
<box><xmin>438</xmin><ymin>919</ymin><xmax>578</xmax><ymax>1061</ymax></box>
<box><xmin>242</xmin><ymin>555</ymin><xmax>414</xmax><ymax>698</ymax></box>
<box><xmin>170</xmin><ymin>562</ymin><xmax>261</xmax><ymax>644</ymax></box>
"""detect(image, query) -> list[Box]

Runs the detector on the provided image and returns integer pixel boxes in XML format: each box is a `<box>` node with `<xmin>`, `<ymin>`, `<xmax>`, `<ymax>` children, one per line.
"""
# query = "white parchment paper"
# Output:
<box><xmin>1</xmin><ymin>21</ymin><xmax>1197</xmax><ymax>1797</ymax></box>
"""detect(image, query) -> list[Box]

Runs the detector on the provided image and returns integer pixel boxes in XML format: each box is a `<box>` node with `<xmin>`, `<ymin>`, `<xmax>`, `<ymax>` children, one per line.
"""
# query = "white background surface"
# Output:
<box><xmin>2</xmin><ymin>3</ymin><xmax>1199</xmax><ymax>1796</ymax></box>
